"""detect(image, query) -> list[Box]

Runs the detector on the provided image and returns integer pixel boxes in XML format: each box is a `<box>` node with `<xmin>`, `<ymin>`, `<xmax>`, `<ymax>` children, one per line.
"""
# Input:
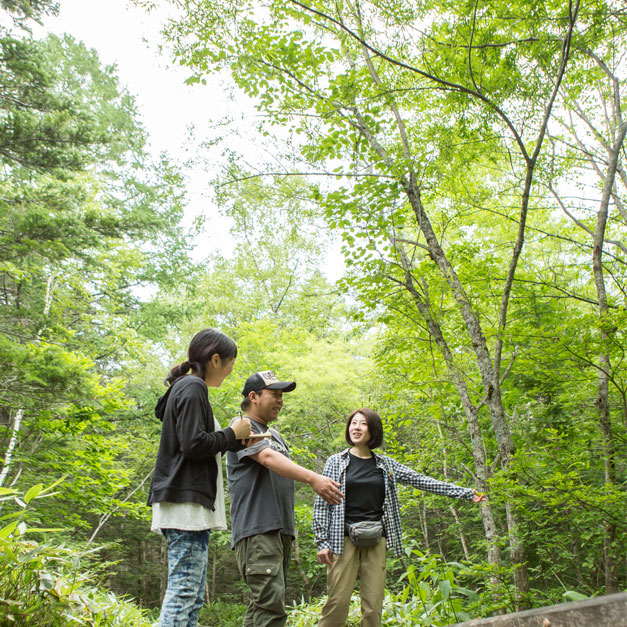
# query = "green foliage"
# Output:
<box><xmin>0</xmin><ymin>4</ymin><xmax>193</xmax><ymax>608</ymax></box>
<box><xmin>147</xmin><ymin>0</ymin><xmax>627</xmax><ymax>611</ymax></box>
<box><xmin>286</xmin><ymin>595</ymin><xmax>356</xmax><ymax>626</ymax></box>
<box><xmin>0</xmin><ymin>0</ymin><xmax>624</xmax><ymax>618</ymax></box>
<box><xmin>0</xmin><ymin>483</ymin><xmax>151</xmax><ymax>626</ymax></box>
<box><xmin>199</xmin><ymin>599</ymin><xmax>247</xmax><ymax>626</ymax></box>
<box><xmin>287</xmin><ymin>551</ymin><xmax>480</xmax><ymax>625</ymax></box>
<box><xmin>0</xmin><ymin>0</ymin><xmax>57</xmax><ymax>28</ymax></box>
<box><xmin>0</xmin><ymin>33</ymin><xmax>142</xmax><ymax>170</ymax></box>
<box><xmin>392</xmin><ymin>550</ymin><xmax>477</xmax><ymax>625</ymax></box>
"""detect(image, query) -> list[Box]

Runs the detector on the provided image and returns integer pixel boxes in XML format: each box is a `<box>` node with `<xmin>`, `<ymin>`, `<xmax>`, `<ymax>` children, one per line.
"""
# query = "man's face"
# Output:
<box><xmin>251</xmin><ymin>388</ymin><xmax>284</xmax><ymax>423</ymax></box>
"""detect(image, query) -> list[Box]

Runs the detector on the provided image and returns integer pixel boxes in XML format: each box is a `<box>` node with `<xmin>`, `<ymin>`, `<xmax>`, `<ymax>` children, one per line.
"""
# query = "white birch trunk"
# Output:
<box><xmin>0</xmin><ymin>408</ymin><xmax>23</xmax><ymax>488</ymax></box>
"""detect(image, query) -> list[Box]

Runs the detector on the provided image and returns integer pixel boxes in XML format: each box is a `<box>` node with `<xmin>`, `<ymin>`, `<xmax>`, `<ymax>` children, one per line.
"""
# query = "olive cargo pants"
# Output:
<box><xmin>236</xmin><ymin>531</ymin><xmax>293</xmax><ymax>627</ymax></box>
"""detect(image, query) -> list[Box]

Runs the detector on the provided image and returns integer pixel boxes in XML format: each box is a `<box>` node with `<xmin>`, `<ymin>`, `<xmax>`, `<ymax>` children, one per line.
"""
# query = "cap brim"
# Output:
<box><xmin>266</xmin><ymin>381</ymin><xmax>296</xmax><ymax>392</ymax></box>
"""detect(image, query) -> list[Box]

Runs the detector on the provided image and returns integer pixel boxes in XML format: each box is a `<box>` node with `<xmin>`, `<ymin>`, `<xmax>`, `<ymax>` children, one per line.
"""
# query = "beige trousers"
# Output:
<box><xmin>318</xmin><ymin>537</ymin><xmax>387</xmax><ymax>627</ymax></box>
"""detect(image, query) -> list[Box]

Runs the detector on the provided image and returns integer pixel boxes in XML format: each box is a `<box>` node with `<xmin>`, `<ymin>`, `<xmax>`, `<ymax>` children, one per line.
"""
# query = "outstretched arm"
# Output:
<box><xmin>391</xmin><ymin>457</ymin><xmax>480</xmax><ymax>501</ymax></box>
<box><xmin>250</xmin><ymin>447</ymin><xmax>343</xmax><ymax>505</ymax></box>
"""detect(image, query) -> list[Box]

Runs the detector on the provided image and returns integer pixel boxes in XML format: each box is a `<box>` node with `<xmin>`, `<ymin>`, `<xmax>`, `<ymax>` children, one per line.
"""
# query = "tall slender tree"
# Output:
<box><xmin>146</xmin><ymin>0</ymin><xmax>627</xmax><ymax>603</ymax></box>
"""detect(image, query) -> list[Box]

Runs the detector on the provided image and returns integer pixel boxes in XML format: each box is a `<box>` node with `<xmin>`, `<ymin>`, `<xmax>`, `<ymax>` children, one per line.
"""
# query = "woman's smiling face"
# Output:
<box><xmin>349</xmin><ymin>412</ymin><xmax>370</xmax><ymax>446</ymax></box>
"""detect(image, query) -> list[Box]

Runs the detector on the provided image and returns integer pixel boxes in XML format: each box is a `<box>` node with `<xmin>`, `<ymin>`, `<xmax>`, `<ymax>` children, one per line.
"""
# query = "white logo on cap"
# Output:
<box><xmin>258</xmin><ymin>371</ymin><xmax>280</xmax><ymax>385</ymax></box>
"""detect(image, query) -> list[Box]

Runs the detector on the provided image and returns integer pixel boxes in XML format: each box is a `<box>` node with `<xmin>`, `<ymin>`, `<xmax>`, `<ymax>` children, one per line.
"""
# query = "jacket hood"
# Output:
<box><xmin>155</xmin><ymin>385</ymin><xmax>174</xmax><ymax>422</ymax></box>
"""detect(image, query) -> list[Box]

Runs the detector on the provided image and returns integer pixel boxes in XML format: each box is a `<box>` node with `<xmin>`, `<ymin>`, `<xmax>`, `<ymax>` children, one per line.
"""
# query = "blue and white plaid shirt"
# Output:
<box><xmin>312</xmin><ymin>449</ymin><xmax>474</xmax><ymax>557</ymax></box>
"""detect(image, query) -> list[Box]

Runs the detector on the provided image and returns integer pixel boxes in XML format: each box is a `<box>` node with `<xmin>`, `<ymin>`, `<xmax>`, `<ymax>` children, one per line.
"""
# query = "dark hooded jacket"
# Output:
<box><xmin>148</xmin><ymin>375</ymin><xmax>239</xmax><ymax>510</ymax></box>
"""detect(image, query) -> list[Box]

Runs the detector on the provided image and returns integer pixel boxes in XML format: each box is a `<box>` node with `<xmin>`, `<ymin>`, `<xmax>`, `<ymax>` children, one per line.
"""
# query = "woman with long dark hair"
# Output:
<box><xmin>313</xmin><ymin>408</ymin><xmax>486</xmax><ymax>627</ymax></box>
<box><xmin>148</xmin><ymin>329</ymin><xmax>251</xmax><ymax>627</ymax></box>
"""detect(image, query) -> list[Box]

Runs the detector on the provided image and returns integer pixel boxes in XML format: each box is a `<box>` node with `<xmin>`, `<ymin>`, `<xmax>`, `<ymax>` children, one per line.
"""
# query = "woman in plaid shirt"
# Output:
<box><xmin>312</xmin><ymin>408</ymin><xmax>486</xmax><ymax>627</ymax></box>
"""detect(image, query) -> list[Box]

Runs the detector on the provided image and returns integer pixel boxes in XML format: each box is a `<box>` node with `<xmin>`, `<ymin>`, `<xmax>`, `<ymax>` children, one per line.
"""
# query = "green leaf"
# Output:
<box><xmin>563</xmin><ymin>591</ymin><xmax>589</xmax><ymax>602</ymax></box>
<box><xmin>0</xmin><ymin>520</ymin><xmax>18</xmax><ymax>539</ymax></box>
<box><xmin>38</xmin><ymin>572</ymin><xmax>55</xmax><ymax>592</ymax></box>
<box><xmin>24</xmin><ymin>483</ymin><xmax>44</xmax><ymax>504</ymax></box>
<box><xmin>439</xmin><ymin>579</ymin><xmax>452</xmax><ymax>601</ymax></box>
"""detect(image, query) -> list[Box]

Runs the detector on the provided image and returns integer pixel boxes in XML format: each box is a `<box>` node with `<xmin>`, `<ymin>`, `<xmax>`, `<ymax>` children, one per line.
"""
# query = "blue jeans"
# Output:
<box><xmin>158</xmin><ymin>529</ymin><xmax>210</xmax><ymax>627</ymax></box>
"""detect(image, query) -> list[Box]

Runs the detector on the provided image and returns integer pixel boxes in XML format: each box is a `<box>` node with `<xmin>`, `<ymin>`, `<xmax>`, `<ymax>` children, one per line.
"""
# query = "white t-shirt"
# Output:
<box><xmin>151</xmin><ymin>418</ymin><xmax>227</xmax><ymax>533</ymax></box>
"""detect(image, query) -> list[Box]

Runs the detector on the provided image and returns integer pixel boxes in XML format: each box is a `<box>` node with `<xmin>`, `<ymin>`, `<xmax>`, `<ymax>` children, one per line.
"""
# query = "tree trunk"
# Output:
<box><xmin>210</xmin><ymin>542</ymin><xmax>217</xmax><ymax>603</ymax></box>
<box><xmin>449</xmin><ymin>506</ymin><xmax>470</xmax><ymax>561</ymax></box>
<box><xmin>400</xmin><ymin>265</ymin><xmax>501</xmax><ymax>569</ymax></box>
<box><xmin>0</xmin><ymin>408</ymin><xmax>22</xmax><ymax>488</ymax></box>
<box><xmin>571</xmin><ymin>70</ymin><xmax>627</xmax><ymax>588</ymax></box>
<box><xmin>0</xmin><ymin>275</ymin><xmax>56</xmax><ymax>488</ymax></box>
<box><xmin>436</xmin><ymin>416</ymin><xmax>471</xmax><ymax>561</ymax></box>
<box><xmin>590</xmin><ymin>118</ymin><xmax>627</xmax><ymax>593</ymax></box>
<box><xmin>346</xmin><ymin>4</ymin><xmax>580</xmax><ymax>603</ymax></box>
<box><xmin>421</xmin><ymin>500</ymin><xmax>430</xmax><ymax>550</ymax></box>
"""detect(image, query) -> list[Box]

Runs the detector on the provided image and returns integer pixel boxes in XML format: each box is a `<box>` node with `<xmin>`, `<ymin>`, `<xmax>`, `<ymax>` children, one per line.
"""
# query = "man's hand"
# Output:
<box><xmin>251</xmin><ymin>448</ymin><xmax>344</xmax><ymax>504</ymax></box>
<box><xmin>317</xmin><ymin>548</ymin><xmax>333</xmax><ymax>565</ymax></box>
<box><xmin>309</xmin><ymin>474</ymin><xmax>343</xmax><ymax>505</ymax></box>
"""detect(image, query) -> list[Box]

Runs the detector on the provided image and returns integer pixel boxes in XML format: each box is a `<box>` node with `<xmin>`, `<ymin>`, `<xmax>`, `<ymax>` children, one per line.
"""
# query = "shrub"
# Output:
<box><xmin>0</xmin><ymin>482</ymin><xmax>152</xmax><ymax>626</ymax></box>
<box><xmin>199</xmin><ymin>599</ymin><xmax>247</xmax><ymax>626</ymax></box>
<box><xmin>286</xmin><ymin>549</ymin><xmax>481</xmax><ymax>626</ymax></box>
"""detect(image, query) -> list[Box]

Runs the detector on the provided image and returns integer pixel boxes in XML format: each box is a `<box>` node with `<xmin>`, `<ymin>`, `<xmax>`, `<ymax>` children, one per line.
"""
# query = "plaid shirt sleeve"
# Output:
<box><xmin>312</xmin><ymin>452</ymin><xmax>348</xmax><ymax>555</ymax></box>
<box><xmin>377</xmin><ymin>454</ymin><xmax>474</xmax><ymax>557</ymax></box>
<box><xmin>390</xmin><ymin>457</ymin><xmax>474</xmax><ymax>500</ymax></box>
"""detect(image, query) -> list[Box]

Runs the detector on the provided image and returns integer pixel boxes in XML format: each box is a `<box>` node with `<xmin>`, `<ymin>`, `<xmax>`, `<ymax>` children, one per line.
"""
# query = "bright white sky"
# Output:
<box><xmin>38</xmin><ymin>0</ymin><xmax>246</xmax><ymax>257</ymax></box>
<box><xmin>44</xmin><ymin>1</ymin><xmax>202</xmax><ymax>156</ymax></box>
<box><xmin>36</xmin><ymin>0</ymin><xmax>344</xmax><ymax>278</ymax></box>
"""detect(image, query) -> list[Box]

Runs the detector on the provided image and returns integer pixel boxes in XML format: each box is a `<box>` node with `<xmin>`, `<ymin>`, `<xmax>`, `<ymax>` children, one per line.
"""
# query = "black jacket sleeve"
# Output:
<box><xmin>174</xmin><ymin>379</ymin><xmax>237</xmax><ymax>460</ymax></box>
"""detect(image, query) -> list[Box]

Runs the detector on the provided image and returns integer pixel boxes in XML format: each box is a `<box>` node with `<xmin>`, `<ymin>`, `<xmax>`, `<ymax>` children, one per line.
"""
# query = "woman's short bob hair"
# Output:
<box><xmin>345</xmin><ymin>408</ymin><xmax>384</xmax><ymax>450</ymax></box>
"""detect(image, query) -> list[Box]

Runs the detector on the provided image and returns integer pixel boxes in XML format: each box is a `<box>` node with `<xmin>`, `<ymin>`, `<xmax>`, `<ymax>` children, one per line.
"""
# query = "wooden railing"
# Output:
<box><xmin>449</xmin><ymin>591</ymin><xmax>627</xmax><ymax>627</ymax></box>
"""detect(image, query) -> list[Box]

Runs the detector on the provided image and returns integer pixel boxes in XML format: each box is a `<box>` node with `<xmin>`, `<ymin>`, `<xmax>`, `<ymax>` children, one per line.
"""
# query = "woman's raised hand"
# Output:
<box><xmin>472</xmin><ymin>490</ymin><xmax>487</xmax><ymax>503</ymax></box>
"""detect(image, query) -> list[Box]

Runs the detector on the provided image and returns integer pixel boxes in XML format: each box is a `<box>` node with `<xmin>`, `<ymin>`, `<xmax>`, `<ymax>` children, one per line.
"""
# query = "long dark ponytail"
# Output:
<box><xmin>165</xmin><ymin>329</ymin><xmax>237</xmax><ymax>385</ymax></box>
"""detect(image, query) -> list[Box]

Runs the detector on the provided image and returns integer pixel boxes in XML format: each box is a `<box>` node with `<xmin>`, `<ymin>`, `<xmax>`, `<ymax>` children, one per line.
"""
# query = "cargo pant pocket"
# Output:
<box><xmin>245</xmin><ymin>562</ymin><xmax>280</xmax><ymax>577</ymax></box>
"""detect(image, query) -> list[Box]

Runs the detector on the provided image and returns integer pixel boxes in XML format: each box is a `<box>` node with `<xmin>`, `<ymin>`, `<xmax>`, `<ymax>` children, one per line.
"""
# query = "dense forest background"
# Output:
<box><xmin>0</xmin><ymin>0</ymin><xmax>625</xmax><ymax>625</ymax></box>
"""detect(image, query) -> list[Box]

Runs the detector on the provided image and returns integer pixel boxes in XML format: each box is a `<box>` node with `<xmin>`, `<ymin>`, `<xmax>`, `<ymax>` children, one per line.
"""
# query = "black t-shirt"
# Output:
<box><xmin>344</xmin><ymin>452</ymin><xmax>385</xmax><ymax>525</ymax></box>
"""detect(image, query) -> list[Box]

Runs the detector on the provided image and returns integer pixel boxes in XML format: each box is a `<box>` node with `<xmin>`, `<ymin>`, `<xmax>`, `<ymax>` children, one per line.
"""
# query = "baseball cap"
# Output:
<box><xmin>242</xmin><ymin>370</ymin><xmax>296</xmax><ymax>397</ymax></box>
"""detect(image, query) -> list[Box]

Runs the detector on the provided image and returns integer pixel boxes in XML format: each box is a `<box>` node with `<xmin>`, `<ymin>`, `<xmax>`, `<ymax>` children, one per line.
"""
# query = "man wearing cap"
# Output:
<box><xmin>227</xmin><ymin>371</ymin><xmax>343</xmax><ymax>627</ymax></box>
